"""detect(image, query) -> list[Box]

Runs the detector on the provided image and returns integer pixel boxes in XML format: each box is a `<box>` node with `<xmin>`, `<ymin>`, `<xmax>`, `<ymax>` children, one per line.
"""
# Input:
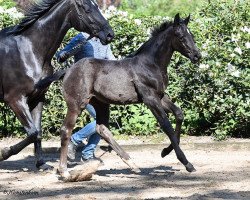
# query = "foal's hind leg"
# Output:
<box><xmin>58</xmin><ymin>106</ymin><xmax>81</xmax><ymax>179</ymax></box>
<box><xmin>160</xmin><ymin>95</ymin><xmax>184</xmax><ymax>158</ymax></box>
<box><xmin>0</xmin><ymin>96</ymin><xmax>39</xmax><ymax>161</ymax></box>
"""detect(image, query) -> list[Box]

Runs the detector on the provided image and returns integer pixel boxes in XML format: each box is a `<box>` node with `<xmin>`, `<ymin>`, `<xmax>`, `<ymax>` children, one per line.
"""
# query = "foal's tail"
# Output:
<box><xmin>28</xmin><ymin>69</ymin><xmax>66</xmax><ymax>103</ymax></box>
<box><xmin>31</xmin><ymin>69</ymin><xmax>67</xmax><ymax>99</ymax></box>
<box><xmin>35</xmin><ymin>69</ymin><xmax>66</xmax><ymax>90</ymax></box>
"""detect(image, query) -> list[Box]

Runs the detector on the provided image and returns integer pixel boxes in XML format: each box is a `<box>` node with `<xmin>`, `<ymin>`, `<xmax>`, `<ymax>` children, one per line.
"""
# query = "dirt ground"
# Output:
<box><xmin>0</xmin><ymin>136</ymin><xmax>249</xmax><ymax>200</ymax></box>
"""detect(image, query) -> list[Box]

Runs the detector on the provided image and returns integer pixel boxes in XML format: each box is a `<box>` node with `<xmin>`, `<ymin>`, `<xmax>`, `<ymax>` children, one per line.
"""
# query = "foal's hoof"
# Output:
<box><xmin>57</xmin><ymin>170</ymin><xmax>71</xmax><ymax>181</ymax></box>
<box><xmin>59</xmin><ymin>160</ymin><xmax>101</xmax><ymax>182</ymax></box>
<box><xmin>185</xmin><ymin>162</ymin><xmax>196</xmax><ymax>172</ymax></box>
<box><xmin>161</xmin><ymin>147</ymin><xmax>172</xmax><ymax>158</ymax></box>
<box><xmin>0</xmin><ymin>147</ymin><xmax>11</xmax><ymax>161</ymax></box>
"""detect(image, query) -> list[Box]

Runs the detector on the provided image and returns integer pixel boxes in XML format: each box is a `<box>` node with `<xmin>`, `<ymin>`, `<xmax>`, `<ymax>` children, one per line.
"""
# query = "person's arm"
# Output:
<box><xmin>56</xmin><ymin>33</ymin><xmax>87</xmax><ymax>63</ymax></box>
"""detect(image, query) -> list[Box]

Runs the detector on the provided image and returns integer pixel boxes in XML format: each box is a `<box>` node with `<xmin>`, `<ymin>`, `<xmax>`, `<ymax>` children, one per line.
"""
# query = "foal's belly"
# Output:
<box><xmin>93</xmin><ymin>71</ymin><xmax>139</xmax><ymax>105</ymax></box>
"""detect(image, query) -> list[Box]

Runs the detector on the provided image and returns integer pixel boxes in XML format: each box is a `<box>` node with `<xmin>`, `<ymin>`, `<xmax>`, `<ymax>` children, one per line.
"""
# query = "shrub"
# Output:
<box><xmin>0</xmin><ymin>0</ymin><xmax>249</xmax><ymax>140</ymax></box>
<box><xmin>182</xmin><ymin>0</ymin><xmax>250</xmax><ymax>140</ymax></box>
<box><xmin>0</xmin><ymin>0</ymin><xmax>16</xmax><ymax>9</ymax></box>
<box><xmin>0</xmin><ymin>6</ymin><xmax>22</xmax><ymax>28</ymax></box>
<box><xmin>119</xmin><ymin>0</ymin><xmax>204</xmax><ymax>17</ymax></box>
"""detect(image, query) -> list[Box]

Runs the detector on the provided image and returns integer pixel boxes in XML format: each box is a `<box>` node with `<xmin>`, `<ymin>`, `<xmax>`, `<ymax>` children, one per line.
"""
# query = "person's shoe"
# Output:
<box><xmin>80</xmin><ymin>156</ymin><xmax>104</xmax><ymax>166</ymax></box>
<box><xmin>67</xmin><ymin>140</ymin><xmax>77</xmax><ymax>161</ymax></box>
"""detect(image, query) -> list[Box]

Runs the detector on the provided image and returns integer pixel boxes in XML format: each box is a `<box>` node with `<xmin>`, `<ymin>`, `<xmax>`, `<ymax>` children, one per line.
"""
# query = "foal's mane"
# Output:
<box><xmin>5</xmin><ymin>0</ymin><xmax>63</xmax><ymax>35</ymax></box>
<box><xmin>127</xmin><ymin>20</ymin><xmax>173</xmax><ymax>58</ymax></box>
<box><xmin>151</xmin><ymin>21</ymin><xmax>173</xmax><ymax>37</ymax></box>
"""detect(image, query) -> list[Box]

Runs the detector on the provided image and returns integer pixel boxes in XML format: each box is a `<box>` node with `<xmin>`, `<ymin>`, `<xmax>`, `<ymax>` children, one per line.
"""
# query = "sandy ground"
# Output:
<box><xmin>0</xmin><ymin>136</ymin><xmax>249</xmax><ymax>200</ymax></box>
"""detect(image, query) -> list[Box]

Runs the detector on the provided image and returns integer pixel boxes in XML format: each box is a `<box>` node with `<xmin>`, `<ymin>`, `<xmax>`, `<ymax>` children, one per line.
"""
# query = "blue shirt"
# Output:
<box><xmin>60</xmin><ymin>33</ymin><xmax>115</xmax><ymax>62</ymax></box>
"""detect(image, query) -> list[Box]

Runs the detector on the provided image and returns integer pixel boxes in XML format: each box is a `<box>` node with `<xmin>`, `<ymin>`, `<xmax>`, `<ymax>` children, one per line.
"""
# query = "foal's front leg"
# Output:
<box><xmin>160</xmin><ymin>95</ymin><xmax>184</xmax><ymax>157</ymax></box>
<box><xmin>139</xmin><ymin>91</ymin><xmax>195</xmax><ymax>172</ymax></box>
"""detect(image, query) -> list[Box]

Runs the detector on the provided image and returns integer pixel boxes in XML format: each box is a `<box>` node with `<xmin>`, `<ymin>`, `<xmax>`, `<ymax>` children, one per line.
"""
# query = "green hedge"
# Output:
<box><xmin>0</xmin><ymin>0</ymin><xmax>249</xmax><ymax>140</ymax></box>
<box><xmin>119</xmin><ymin>0</ymin><xmax>204</xmax><ymax>17</ymax></box>
<box><xmin>0</xmin><ymin>0</ymin><xmax>16</xmax><ymax>9</ymax></box>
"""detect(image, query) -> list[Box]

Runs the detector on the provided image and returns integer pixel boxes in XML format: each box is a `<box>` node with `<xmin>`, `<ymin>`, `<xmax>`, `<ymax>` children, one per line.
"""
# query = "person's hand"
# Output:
<box><xmin>56</xmin><ymin>51</ymin><xmax>69</xmax><ymax>63</ymax></box>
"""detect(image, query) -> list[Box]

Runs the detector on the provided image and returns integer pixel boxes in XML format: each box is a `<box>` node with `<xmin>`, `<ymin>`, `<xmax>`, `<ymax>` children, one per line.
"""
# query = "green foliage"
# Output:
<box><xmin>109</xmin><ymin>105</ymin><xmax>160</xmax><ymax>135</ymax></box>
<box><xmin>0</xmin><ymin>0</ymin><xmax>249</xmax><ymax>140</ymax></box>
<box><xmin>108</xmin><ymin>14</ymin><xmax>165</xmax><ymax>58</ymax></box>
<box><xmin>0</xmin><ymin>6</ymin><xmax>22</xmax><ymax>28</ymax></box>
<box><xmin>0</xmin><ymin>0</ymin><xmax>16</xmax><ymax>9</ymax></box>
<box><xmin>119</xmin><ymin>0</ymin><xmax>204</xmax><ymax>17</ymax></box>
<box><xmin>170</xmin><ymin>0</ymin><xmax>250</xmax><ymax>140</ymax></box>
<box><xmin>187</xmin><ymin>0</ymin><xmax>250</xmax><ymax>140</ymax></box>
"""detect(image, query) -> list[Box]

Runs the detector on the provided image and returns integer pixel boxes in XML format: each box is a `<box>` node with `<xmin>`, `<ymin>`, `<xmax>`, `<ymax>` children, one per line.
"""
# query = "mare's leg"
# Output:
<box><xmin>31</xmin><ymin>101</ymin><xmax>53</xmax><ymax>170</ymax></box>
<box><xmin>0</xmin><ymin>96</ymin><xmax>39</xmax><ymax>161</ymax></box>
<box><xmin>160</xmin><ymin>95</ymin><xmax>184</xmax><ymax>157</ymax></box>
<box><xmin>136</xmin><ymin>87</ymin><xmax>195</xmax><ymax>172</ymax></box>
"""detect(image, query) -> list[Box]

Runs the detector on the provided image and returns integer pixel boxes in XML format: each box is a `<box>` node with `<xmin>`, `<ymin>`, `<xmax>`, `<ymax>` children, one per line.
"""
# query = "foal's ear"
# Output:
<box><xmin>184</xmin><ymin>14</ymin><xmax>191</xmax><ymax>25</ymax></box>
<box><xmin>174</xmin><ymin>13</ymin><xmax>180</xmax><ymax>26</ymax></box>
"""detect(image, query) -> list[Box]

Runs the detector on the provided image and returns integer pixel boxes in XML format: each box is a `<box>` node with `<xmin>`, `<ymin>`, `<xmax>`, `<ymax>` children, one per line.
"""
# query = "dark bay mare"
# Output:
<box><xmin>59</xmin><ymin>14</ymin><xmax>201</xmax><ymax>179</ymax></box>
<box><xmin>0</xmin><ymin>0</ymin><xmax>114</xmax><ymax>170</ymax></box>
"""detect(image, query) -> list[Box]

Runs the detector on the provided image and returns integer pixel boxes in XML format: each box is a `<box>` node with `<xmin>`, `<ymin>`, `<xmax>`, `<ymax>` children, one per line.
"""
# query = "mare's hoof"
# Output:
<box><xmin>185</xmin><ymin>162</ymin><xmax>196</xmax><ymax>172</ymax></box>
<box><xmin>37</xmin><ymin>162</ymin><xmax>54</xmax><ymax>171</ymax></box>
<box><xmin>161</xmin><ymin>147</ymin><xmax>172</xmax><ymax>158</ymax></box>
<box><xmin>0</xmin><ymin>147</ymin><xmax>11</xmax><ymax>161</ymax></box>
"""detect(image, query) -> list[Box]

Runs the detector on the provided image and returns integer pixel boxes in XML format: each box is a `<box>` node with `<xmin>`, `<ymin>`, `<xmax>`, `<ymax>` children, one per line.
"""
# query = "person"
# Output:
<box><xmin>56</xmin><ymin>32</ymin><xmax>115</xmax><ymax>162</ymax></box>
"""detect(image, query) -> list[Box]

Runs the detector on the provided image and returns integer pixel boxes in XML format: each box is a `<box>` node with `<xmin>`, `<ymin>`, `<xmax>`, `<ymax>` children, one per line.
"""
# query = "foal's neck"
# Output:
<box><xmin>141</xmin><ymin>28</ymin><xmax>174</xmax><ymax>74</ymax></box>
<box><xmin>154</xmin><ymin>29</ymin><xmax>174</xmax><ymax>70</ymax></box>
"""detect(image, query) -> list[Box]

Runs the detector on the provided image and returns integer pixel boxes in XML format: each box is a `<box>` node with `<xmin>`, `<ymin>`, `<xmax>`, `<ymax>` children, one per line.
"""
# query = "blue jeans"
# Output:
<box><xmin>71</xmin><ymin>104</ymin><xmax>100</xmax><ymax>160</ymax></box>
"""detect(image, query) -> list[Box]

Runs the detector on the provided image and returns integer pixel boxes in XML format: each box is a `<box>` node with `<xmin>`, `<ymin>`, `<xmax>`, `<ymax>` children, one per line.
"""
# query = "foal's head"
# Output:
<box><xmin>171</xmin><ymin>14</ymin><xmax>201</xmax><ymax>63</ymax></box>
<box><xmin>70</xmin><ymin>0</ymin><xmax>114</xmax><ymax>44</ymax></box>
